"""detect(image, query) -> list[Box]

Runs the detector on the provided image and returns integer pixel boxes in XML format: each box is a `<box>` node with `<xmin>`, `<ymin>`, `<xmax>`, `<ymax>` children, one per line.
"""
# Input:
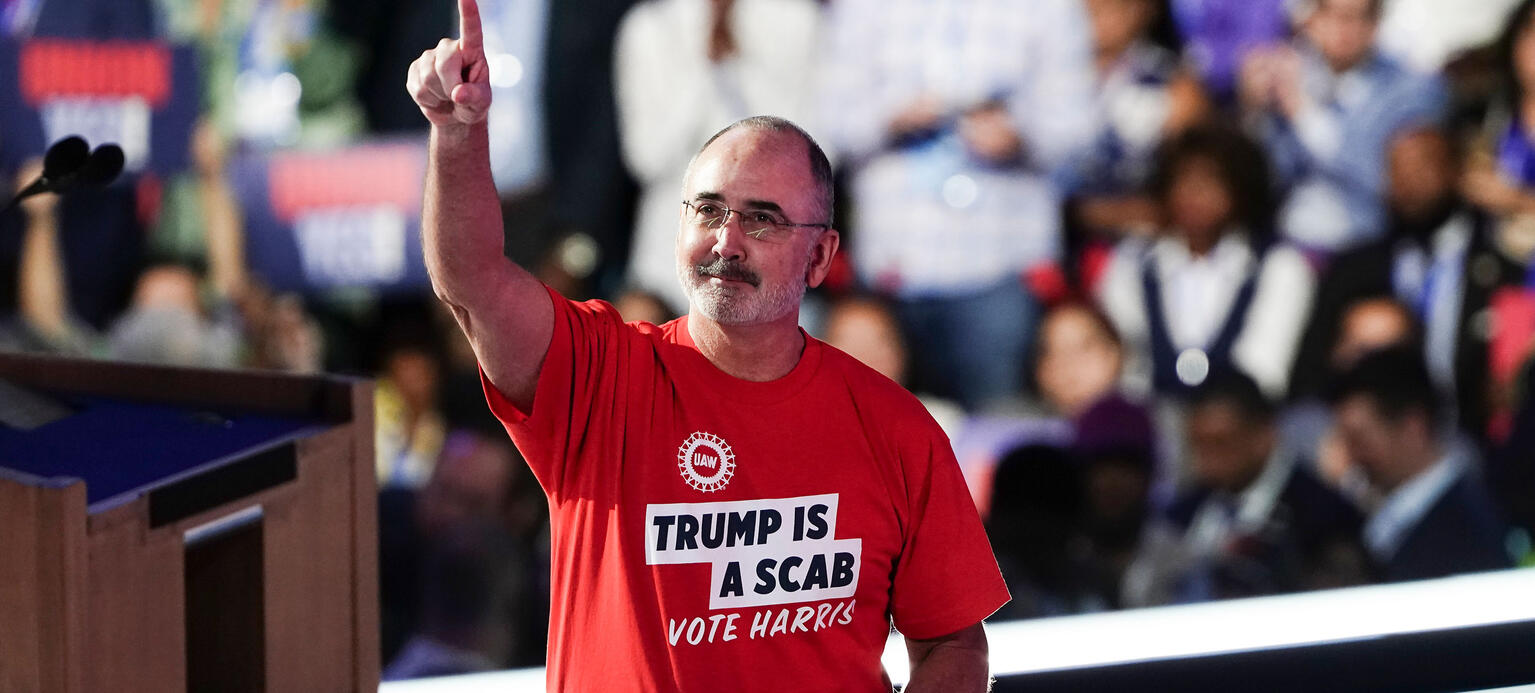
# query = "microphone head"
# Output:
<box><xmin>78</xmin><ymin>144</ymin><xmax>125</xmax><ymax>187</ymax></box>
<box><xmin>42</xmin><ymin>136</ymin><xmax>89</xmax><ymax>179</ymax></box>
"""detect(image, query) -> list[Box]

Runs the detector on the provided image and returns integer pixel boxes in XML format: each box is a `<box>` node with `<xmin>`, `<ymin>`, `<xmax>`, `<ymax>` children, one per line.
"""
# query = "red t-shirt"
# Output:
<box><xmin>483</xmin><ymin>288</ymin><xmax>1009</xmax><ymax>692</ymax></box>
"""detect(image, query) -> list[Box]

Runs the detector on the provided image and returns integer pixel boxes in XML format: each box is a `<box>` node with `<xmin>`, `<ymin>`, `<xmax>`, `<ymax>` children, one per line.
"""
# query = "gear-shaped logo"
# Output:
<box><xmin>677</xmin><ymin>431</ymin><xmax>736</xmax><ymax>493</ymax></box>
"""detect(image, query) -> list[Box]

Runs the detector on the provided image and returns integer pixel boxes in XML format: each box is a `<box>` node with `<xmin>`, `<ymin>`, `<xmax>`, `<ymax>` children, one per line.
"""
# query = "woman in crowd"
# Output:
<box><xmin>1068</xmin><ymin>0</ymin><xmax>1208</xmax><ymax>243</ymax></box>
<box><xmin>1096</xmin><ymin>124</ymin><xmax>1315</xmax><ymax>402</ymax></box>
<box><xmin>1467</xmin><ymin>0</ymin><xmax>1535</xmax><ymax>221</ymax></box>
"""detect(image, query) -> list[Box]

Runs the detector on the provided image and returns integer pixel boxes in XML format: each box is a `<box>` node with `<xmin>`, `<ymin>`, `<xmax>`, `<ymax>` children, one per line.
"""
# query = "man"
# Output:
<box><xmin>818</xmin><ymin>0</ymin><xmax>1096</xmax><ymax>410</ymax></box>
<box><xmin>1127</xmin><ymin>370</ymin><xmax>1364</xmax><ymax>604</ymax></box>
<box><xmin>405</xmin><ymin>2</ymin><xmax>1009</xmax><ymax>690</ymax></box>
<box><xmin>1240</xmin><ymin>0</ymin><xmax>1445</xmax><ymax>253</ymax></box>
<box><xmin>1290</xmin><ymin>125</ymin><xmax>1527</xmax><ymax>440</ymax></box>
<box><xmin>1328</xmin><ymin>347</ymin><xmax>1511</xmax><ymax>582</ymax></box>
<box><xmin>1279</xmin><ymin>296</ymin><xmax>1421</xmax><ymax>507</ymax></box>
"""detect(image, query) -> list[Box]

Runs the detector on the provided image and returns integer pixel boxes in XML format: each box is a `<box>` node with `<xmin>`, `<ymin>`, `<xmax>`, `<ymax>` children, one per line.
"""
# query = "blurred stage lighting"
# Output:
<box><xmin>379</xmin><ymin>568</ymin><xmax>1535</xmax><ymax>692</ymax></box>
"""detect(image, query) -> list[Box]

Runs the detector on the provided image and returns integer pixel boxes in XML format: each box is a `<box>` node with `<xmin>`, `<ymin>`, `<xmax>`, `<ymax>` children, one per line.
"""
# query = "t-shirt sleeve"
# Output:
<box><xmin>480</xmin><ymin>285</ymin><xmax>640</xmax><ymax>498</ymax></box>
<box><xmin>889</xmin><ymin>422</ymin><xmax>1011</xmax><ymax>640</ymax></box>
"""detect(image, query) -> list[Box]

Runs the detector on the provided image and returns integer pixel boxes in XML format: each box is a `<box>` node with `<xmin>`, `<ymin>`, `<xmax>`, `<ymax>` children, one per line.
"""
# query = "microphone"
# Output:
<box><xmin>4</xmin><ymin>138</ymin><xmax>124</xmax><ymax>213</ymax></box>
<box><xmin>6</xmin><ymin>136</ymin><xmax>90</xmax><ymax>208</ymax></box>
<box><xmin>78</xmin><ymin>144</ymin><xmax>125</xmax><ymax>187</ymax></box>
<box><xmin>42</xmin><ymin>136</ymin><xmax>90</xmax><ymax>180</ymax></box>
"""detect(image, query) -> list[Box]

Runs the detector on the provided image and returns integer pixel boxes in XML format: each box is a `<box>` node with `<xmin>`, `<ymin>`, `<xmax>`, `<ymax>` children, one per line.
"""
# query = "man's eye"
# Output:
<box><xmin>750</xmin><ymin>212</ymin><xmax>778</xmax><ymax>225</ymax></box>
<box><xmin>696</xmin><ymin>203</ymin><xmax>721</xmax><ymax>215</ymax></box>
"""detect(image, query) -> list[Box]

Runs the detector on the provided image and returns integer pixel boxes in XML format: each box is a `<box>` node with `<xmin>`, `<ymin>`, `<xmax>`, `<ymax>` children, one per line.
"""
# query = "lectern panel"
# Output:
<box><xmin>0</xmin><ymin>354</ymin><xmax>377</xmax><ymax>693</ymax></box>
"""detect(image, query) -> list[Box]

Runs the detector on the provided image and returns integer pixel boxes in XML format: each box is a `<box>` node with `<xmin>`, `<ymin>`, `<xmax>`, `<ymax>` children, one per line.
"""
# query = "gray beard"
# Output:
<box><xmin>677</xmin><ymin>256</ymin><xmax>809</xmax><ymax>326</ymax></box>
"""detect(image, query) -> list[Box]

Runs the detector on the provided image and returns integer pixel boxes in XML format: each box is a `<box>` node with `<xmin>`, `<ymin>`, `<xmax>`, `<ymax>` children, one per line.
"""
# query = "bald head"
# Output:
<box><xmin>688</xmin><ymin>116</ymin><xmax>834</xmax><ymax>224</ymax></box>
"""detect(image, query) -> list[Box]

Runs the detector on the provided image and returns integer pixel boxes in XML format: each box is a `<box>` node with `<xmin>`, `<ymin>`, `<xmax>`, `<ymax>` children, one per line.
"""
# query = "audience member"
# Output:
<box><xmin>1282</xmin><ymin>296</ymin><xmax>1419</xmax><ymax>506</ymax></box>
<box><xmin>375</xmin><ymin>318</ymin><xmax>449</xmax><ymax>489</ymax></box>
<box><xmin>820</xmin><ymin>0</ymin><xmax>1097</xmax><ymax>410</ymax></box>
<box><xmin>1168</xmin><ymin>0</ymin><xmax>1290</xmax><ymax>102</ymax></box>
<box><xmin>1069</xmin><ymin>0</ymin><xmax>1208</xmax><ymax>242</ymax></box>
<box><xmin>1241</xmin><ymin>0</ymin><xmax>1446</xmax><ymax>253</ymax></box>
<box><xmin>1465</xmin><ymin>0</ymin><xmax>1535</xmax><ymax>221</ymax></box>
<box><xmin>379</xmin><ymin>430</ymin><xmax>552</xmax><ymax>672</ymax></box>
<box><xmin>1031</xmin><ymin>301</ymin><xmax>1127</xmax><ymax>419</ymax></box>
<box><xmin>105</xmin><ymin>263</ymin><xmax>243</xmax><ymax>368</ymax></box>
<box><xmin>945</xmin><ymin>300</ymin><xmax>1124</xmax><ymax>513</ymax></box>
<box><xmin>610</xmin><ymin>287</ymin><xmax>679</xmax><ymax>326</ymax></box>
<box><xmin>1328</xmin><ymin>347</ymin><xmax>1512</xmax><ymax>582</ymax></box>
<box><xmin>383</xmin><ymin>432</ymin><xmax>528</xmax><ymax>678</ymax></box>
<box><xmin>1097</xmin><ymin>125</ymin><xmax>1313</xmax><ymax>400</ymax></box>
<box><xmin>149</xmin><ymin>119</ymin><xmax>244</xmax><ymax>277</ymax></box>
<box><xmin>11</xmin><ymin>172</ymin><xmax>145</xmax><ymax>332</ymax></box>
<box><xmin>821</xmin><ymin>295</ymin><xmax>906</xmax><ymax>385</ymax></box>
<box><xmin>238</xmin><ymin>285</ymin><xmax>327</xmax><ymax>373</ymax></box>
<box><xmin>382</xmin><ymin>523</ymin><xmax>518</xmax><ymax>679</ymax></box>
<box><xmin>987</xmin><ymin>444</ymin><xmax>1102</xmax><ymax>619</ymax></box>
<box><xmin>12</xmin><ymin>159</ymin><xmax>85</xmax><ymax>352</ymax></box>
<box><xmin>10</xmin><ymin>158</ymin><xmax>259</xmax><ymax>368</ymax></box>
<box><xmin>1126</xmin><ymin>370</ymin><xmax>1365</xmax><ymax>604</ymax></box>
<box><xmin>615</xmin><ymin>0</ymin><xmax>822</xmax><ymax>311</ymax></box>
<box><xmin>821</xmin><ymin>294</ymin><xmax>965</xmax><ymax>435</ymax></box>
<box><xmin>1071</xmin><ymin>395</ymin><xmax>1163</xmax><ymax>610</ymax></box>
<box><xmin>1294</xmin><ymin>125</ymin><xmax>1527</xmax><ymax>439</ymax></box>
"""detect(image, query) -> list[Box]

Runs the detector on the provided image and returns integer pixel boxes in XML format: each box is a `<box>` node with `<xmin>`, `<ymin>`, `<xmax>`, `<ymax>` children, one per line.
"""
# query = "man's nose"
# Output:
<box><xmin>710</xmin><ymin>214</ymin><xmax>748</xmax><ymax>260</ymax></box>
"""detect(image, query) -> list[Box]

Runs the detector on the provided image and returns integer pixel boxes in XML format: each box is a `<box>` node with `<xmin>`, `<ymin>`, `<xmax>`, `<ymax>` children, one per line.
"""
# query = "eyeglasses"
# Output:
<box><xmin>681</xmin><ymin>199</ymin><xmax>829</xmax><ymax>241</ymax></box>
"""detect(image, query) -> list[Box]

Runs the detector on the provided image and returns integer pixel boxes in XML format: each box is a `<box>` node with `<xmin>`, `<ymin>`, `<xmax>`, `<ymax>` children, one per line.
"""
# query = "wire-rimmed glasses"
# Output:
<box><xmin>681</xmin><ymin>199</ymin><xmax>829</xmax><ymax>241</ymax></box>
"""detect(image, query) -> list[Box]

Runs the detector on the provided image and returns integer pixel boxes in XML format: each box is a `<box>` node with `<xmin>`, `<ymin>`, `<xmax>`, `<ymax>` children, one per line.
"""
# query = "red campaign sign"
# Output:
<box><xmin>19</xmin><ymin>40</ymin><xmax>171</xmax><ymax>107</ymax></box>
<box><xmin>268</xmin><ymin>144</ymin><xmax>426</xmax><ymax>224</ymax></box>
<box><xmin>233</xmin><ymin>138</ymin><xmax>432</xmax><ymax>292</ymax></box>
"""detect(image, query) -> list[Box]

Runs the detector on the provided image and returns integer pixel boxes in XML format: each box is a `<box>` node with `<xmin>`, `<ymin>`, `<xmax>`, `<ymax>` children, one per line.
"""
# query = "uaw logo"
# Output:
<box><xmin>677</xmin><ymin>432</ymin><xmax>736</xmax><ymax>493</ymax></box>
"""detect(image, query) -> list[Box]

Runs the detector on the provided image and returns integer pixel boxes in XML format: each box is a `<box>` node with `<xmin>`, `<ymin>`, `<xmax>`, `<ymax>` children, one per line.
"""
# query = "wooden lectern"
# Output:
<box><xmin>0</xmin><ymin>353</ymin><xmax>378</xmax><ymax>693</ymax></box>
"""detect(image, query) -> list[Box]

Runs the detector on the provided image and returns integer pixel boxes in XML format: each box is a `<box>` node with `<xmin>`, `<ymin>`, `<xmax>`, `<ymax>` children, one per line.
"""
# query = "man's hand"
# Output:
<box><xmin>1239</xmin><ymin>46</ymin><xmax>1303</xmax><ymax>118</ymax></box>
<box><xmin>959</xmin><ymin>104</ymin><xmax>1023</xmax><ymax>164</ymax></box>
<box><xmin>406</xmin><ymin>0</ymin><xmax>493</xmax><ymax>128</ymax></box>
<box><xmin>1268</xmin><ymin>47</ymin><xmax>1305</xmax><ymax>119</ymax></box>
<box><xmin>1238</xmin><ymin>48</ymin><xmax>1278</xmax><ymax>112</ymax></box>
<box><xmin>888</xmin><ymin>95</ymin><xmax>946</xmax><ymax>140</ymax></box>
<box><xmin>410</xmin><ymin>0</ymin><xmax>552</xmax><ymax>414</ymax></box>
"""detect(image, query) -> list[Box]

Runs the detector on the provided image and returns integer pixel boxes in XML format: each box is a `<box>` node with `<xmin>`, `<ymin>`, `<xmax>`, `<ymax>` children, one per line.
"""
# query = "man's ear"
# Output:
<box><xmin>805</xmin><ymin>229</ymin><xmax>841</xmax><ymax>288</ymax></box>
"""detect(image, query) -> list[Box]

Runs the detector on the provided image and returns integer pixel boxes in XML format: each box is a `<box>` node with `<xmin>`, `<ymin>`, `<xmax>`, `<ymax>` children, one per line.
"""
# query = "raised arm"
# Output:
<box><xmin>407</xmin><ymin>0</ymin><xmax>552</xmax><ymax>411</ymax></box>
<box><xmin>14</xmin><ymin>159</ymin><xmax>72</xmax><ymax>346</ymax></box>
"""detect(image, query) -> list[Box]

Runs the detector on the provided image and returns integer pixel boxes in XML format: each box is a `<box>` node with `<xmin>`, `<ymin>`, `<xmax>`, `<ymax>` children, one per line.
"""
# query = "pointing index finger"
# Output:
<box><xmin>458</xmin><ymin>0</ymin><xmax>484</xmax><ymax>56</ymax></box>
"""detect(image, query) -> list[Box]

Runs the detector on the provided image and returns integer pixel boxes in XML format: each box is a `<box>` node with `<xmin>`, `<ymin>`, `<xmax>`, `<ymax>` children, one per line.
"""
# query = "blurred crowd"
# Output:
<box><xmin>3</xmin><ymin>0</ymin><xmax>1535</xmax><ymax>678</ymax></box>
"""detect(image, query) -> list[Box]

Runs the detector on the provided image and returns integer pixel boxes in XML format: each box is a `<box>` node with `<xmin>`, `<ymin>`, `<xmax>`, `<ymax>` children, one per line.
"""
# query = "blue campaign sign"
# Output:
<box><xmin>0</xmin><ymin>37</ymin><xmax>198</xmax><ymax>175</ymax></box>
<box><xmin>231</xmin><ymin>138</ymin><xmax>432</xmax><ymax>294</ymax></box>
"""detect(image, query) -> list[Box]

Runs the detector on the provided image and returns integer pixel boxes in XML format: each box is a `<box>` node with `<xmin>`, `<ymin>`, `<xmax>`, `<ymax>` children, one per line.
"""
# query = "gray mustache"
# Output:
<box><xmin>693</xmin><ymin>257</ymin><xmax>760</xmax><ymax>287</ymax></box>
